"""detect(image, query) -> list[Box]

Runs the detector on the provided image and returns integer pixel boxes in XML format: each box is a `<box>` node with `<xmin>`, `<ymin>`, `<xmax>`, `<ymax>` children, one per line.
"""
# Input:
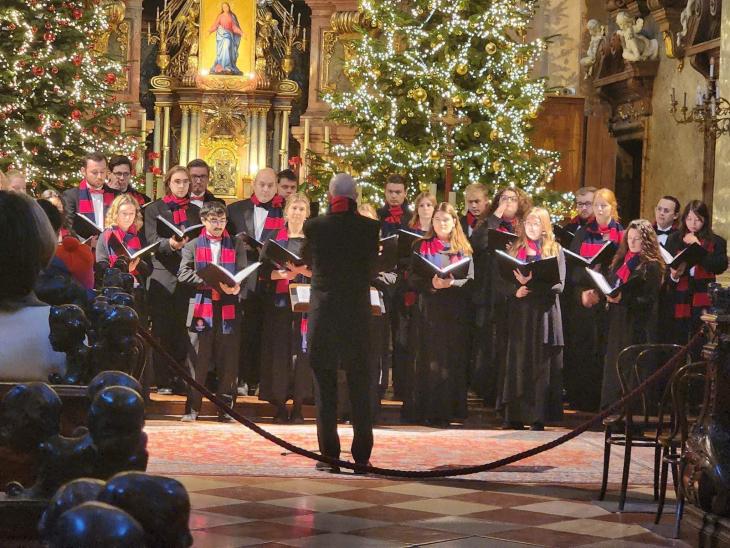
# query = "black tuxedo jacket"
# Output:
<box><xmin>62</xmin><ymin>185</ymin><xmax>120</xmax><ymax>226</ymax></box>
<box><xmin>144</xmin><ymin>198</ymin><xmax>202</xmax><ymax>292</ymax></box>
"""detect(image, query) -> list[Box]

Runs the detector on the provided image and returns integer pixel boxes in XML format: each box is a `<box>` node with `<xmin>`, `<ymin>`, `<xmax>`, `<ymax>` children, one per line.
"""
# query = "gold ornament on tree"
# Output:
<box><xmin>481</xmin><ymin>96</ymin><xmax>493</xmax><ymax>108</ymax></box>
<box><xmin>419</xmin><ymin>181</ymin><xmax>429</xmax><ymax>192</ymax></box>
<box><xmin>473</xmin><ymin>130</ymin><xmax>481</xmax><ymax>138</ymax></box>
<box><xmin>455</xmin><ymin>63</ymin><xmax>468</xmax><ymax>75</ymax></box>
<box><xmin>492</xmin><ymin>160</ymin><xmax>503</xmax><ymax>172</ymax></box>
<box><xmin>485</xmin><ymin>42</ymin><xmax>498</xmax><ymax>54</ymax></box>
<box><xmin>489</xmin><ymin>129</ymin><xmax>499</xmax><ymax>140</ymax></box>
<box><xmin>429</xmin><ymin>149</ymin><xmax>441</xmax><ymax>161</ymax></box>
<box><xmin>452</xmin><ymin>95</ymin><xmax>465</xmax><ymax>108</ymax></box>
<box><xmin>412</xmin><ymin>87</ymin><xmax>427</xmax><ymax>102</ymax></box>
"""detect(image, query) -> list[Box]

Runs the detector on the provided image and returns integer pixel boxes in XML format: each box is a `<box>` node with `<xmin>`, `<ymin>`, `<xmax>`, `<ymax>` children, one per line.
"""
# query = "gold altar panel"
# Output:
<box><xmin>199</xmin><ymin>0</ymin><xmax>256</xmax><ymax>79</ymax></box>
<box><xmin>199</xmin><ymin>137</ymin><xmax>249</xmax><ymax>200</ymax></box>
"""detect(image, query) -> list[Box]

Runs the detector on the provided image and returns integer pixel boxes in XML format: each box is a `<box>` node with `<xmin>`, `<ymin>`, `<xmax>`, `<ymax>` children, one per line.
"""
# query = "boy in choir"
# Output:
<box><xmin>144</xmin><ymin>166</ymin><xmax>202</xmax><ymax>395</ymax></box>
<box><xmin>460</xmin><ymin>183</ymin><xmax>489</xmax><ymax>236</ymax></box>
<box><xmin>564</xmin><ymin>186</ymin><xmax>596</xmax><ymax>236</ymax></box>
<box><xmin>589</xmin><ymin>219</ymin><xmax>663</xmax><ymax>408</ymax></box>
<box><xmin>227</xmin><ymin>167</ymin><xmax>286</xmax><ymax>396</ymax></box>
<box><xmin>498</xmin><ymin>207</ymin><xmax>564</xmax><ymax>430</ymax></box>
<box><xmin>178</xmin><ymin>202</ymin><xmax>248</xmax><ymax>422</ymax></box>
<box><xmin>665</xmin><ymin>200</ymin><xmax>728</xmax><ymax>345</ymax></box>
<box><xmin>259</xmin><ymin>193</ymin><xmax>313</xmax><ymax>423</ymax></box>
<box><xmin>277</xmin><ymin>169</ymin><xmax>298</xmax><ymax>200</ymax></box>
<box><xmin>107</xmin><ymin>156</ymin><xmax>150</xmax><ymax>206</ymax></box>
<box><xmin>653</xmin><ymin>195</ymin><xmax>681</xmax><ymax>246</ymax></box>
<box><xmin>408</xmin><ymin>202</ymin><xmax>473</xmax><ymax>427</ymax></box>
<box><xmin>377</xmin><ymin>174</ymin><xmax>413</xmax><ymax>236</ymax></box>
<box><xmin>566</xmin><ymin>188</ymin><xmax>624</xmax><ymax>411</ymax></box>
<box><xmin>187</xmin><ymin>159</ymin><xmax>225</xmax><ymax>208</ymax></box>
<box><xmin>304</xmin><ymin>174</ymin><xmax>380</xmax><ymax>471</ymax></box>
<box><xmin>62</xmin><ymin>153</ymin><xmax>119</xmax><ymax>243</ymax></box>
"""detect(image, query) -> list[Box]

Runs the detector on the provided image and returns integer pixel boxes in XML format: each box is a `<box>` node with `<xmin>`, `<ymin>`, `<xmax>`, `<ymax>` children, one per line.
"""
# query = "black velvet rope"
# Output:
<box><xmin>139</xmin><ymin>328</ymin><xmax>703</xmax><ymax>478</ymax></box>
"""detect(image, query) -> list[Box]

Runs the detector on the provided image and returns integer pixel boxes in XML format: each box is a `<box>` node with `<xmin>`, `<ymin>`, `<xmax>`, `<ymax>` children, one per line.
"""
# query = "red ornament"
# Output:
<box><xmin>104</xmin><ymin>72</ymin><xmax>117</xmax><ymax>85</ymax></box>
<box><xmin>147</xmin><ymin>151</ymin><xmax>160</xmax><ymax>160</ymax></box>
<box><xmin>31</xmin><ymin>147</ymin><xmax>39</xmax><ymax>155</ymax></box>
<box><xmin>32</xmin><ymin>66</ymin><xmax>44</xmax><ymax>77</ymax></box>
<box><xmin>43</xmin><ymin>32</ymin><xmax>55</xmax><ymax>42</ymax></box>
<box><xmin>71</xmin><ymin>110</ymin><xmax>81</xmax><ymax>120</ymax></box>
<box><xmin>36</xmin><ymin>126</ymin><xmax>44</xmax><ymax>134</ymax></box>
<box><xmin>0</xmin><ymin>113</ymin><xmax>6</xmax><ymax>120</ymax></box>
<box><xmin>52</xmin><ymin>120</ymin><xmax>62</xmax><ymax>129</ymax></box>
<box><xmin>71</xmin><ymin>54</ymin><xmax>82</xmax><ymax>66</ymax></box>
<box><xmin>45</xmin><ymin>22</ymin><xmax>52</xmax><ymax>29</ymax></box>
<box><xmin>38</xmin><ymin>113</ymin><xmax>45</xmax><ymax>120</ymax></box>
<box><xmin>92</xmin><ymin>127</ymin><xmax>99</xmax><ymax>134</ymax></box>
<box><xmin>31</xmin><ymin>26</ymin><xmax>38</xmax><ymax>33</ymax></box>
<box><xmin>51</xmin><ymin>67</ymin><xmax>59</xmax><ymax>75</ymax></box>
<box><xmin>68</xmin><ymin>99</ymin><xmax>76</xmax><ymax>106</ymax></box>
<box><xmin>8</xmin><ymin>23</ymin><xmax>16</xmax><ymax>31</ymax></box>
<box><xmin>47</xmin><ymin>4</ymin><xmax>55</xmax><ymax>12</ymax></box>
<box><xmin>71</xmin><ymin>8</ymin><xmax>82</xmax><ymax>19</ymax></box>
<box><xmin>151</xmin><ymin>166</ymin><xmax>162</xmax><ymax>175</ymax></box>
<box><xmin>288</xmin><ymin>156</ymin><xmax>302</xmax><ymax>167</ymax></box>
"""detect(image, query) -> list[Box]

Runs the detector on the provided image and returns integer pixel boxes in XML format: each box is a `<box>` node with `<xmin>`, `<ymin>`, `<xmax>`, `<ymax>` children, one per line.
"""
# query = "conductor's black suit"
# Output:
<box><xmin>303</xmin><ymin>202</ymin><xmax>380</xmax><ymax>465</ymax></box>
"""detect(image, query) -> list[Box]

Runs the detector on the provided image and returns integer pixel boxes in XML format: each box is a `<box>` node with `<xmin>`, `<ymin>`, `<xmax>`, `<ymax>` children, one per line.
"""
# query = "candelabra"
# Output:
<box><xmin>281</xmin><ymin>6</ymin><xmax>308</xmax><ymax>80</ymax></box>
<box><xmin>670</xmin><ymin>60</ymin><xmax>730</xmax><ymax>138</ymax></box>
<box><xmin>147</xmin><ymin>3</ymin><xmax>172</xmax><ymax>76</ymax></box>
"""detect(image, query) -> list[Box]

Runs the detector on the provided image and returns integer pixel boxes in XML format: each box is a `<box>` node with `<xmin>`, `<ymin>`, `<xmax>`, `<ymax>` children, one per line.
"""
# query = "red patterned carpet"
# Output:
<box><xmin>145</xmin><ymin>420</ymin><xmax>655</xmax><ymax>486</ymax></box>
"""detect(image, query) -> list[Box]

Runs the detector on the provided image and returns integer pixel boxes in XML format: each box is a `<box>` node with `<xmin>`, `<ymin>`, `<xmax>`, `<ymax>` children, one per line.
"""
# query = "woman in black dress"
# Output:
<box><xmin>599</xmin><ymin>219</ymin><xmax>664</xmax><ymax>408</ymax></box>
<box><xmin>498</xmin><ymin>206</ymin><xmax>564</xmax><ymax>430</ymax></box>
<box><xmin>665</xmin><ymin>200</ymin><xmax>728</xmax><ymax>345</ymax></box>
<box><xmin>408</xmin><ymin>202</ymin><xmax>473</xmax><ymax>427</ymax></box>
<box><xmin>144</xmin><ymin>166</ymin><xmax>201</xmax><ymax>394</ymax></box>
<box><xmin>258</xmin><ymin>192</ymin><xmax>313</xmax><ymax>422</ymax></box>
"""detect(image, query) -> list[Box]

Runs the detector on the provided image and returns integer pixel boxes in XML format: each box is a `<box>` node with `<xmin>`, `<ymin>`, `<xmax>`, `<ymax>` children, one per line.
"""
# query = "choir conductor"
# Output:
<box><xmin>304</xmin><ymin>173</ymin><xmax>381</xmax><ymax>471</ymax></box>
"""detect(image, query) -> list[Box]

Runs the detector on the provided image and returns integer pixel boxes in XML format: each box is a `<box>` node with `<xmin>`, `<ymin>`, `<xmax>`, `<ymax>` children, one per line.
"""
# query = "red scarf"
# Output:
<box><xmin>579</xmin><ymin>219</ymin><xmax>623</xmax><ymax>259</ymax></box>
<box><xmin>104</xmin><ymin>225</ymin><xmax>142</xmax><ymax>269</ymax></box>
<box><xmin>251</xmin><ymin>194</ymin><xmax>285</xmax><ymax>232</ymax></box>
<box><xmin>418</xmin><ymin>237</ymin><xmax>463</xmax><ymax>267</ymax></box>
<box><xmin>615</xmin><ymin>250</ymin><xmax>640</xmax><ymax>284</ymax></box>
<box><xmin>163</xmin><ymin>194</ymin><xmax>190</xmax><ymax>227</ymax></box>
<box><xmin>329</xmin><ymin>195</ymin><xmax>355</xmax><ymax>213</ymax></box>
<box><xmin>385</xmin><ymin>205</ymin><xmax>404</xmax><ymax>224</ymax></box>
<box><xmin>78</xmin><ymin>179</ymin><xmax>115</xmax><ymax>225</ymax></box>
<box><xmin>192</xmin><ymin>228</ymin><xmax>238</xmax><ymax>334</ymax></box>
<box><xmin>516</xmin><ymin>239</ymin><xmax>541</xmax><ymax>262</ymax></box>
<box><xmin>674</xmin><ymin>238</ymin><xmax>716</xmax><ymax>320</ymax></box>
<box><xmin>466</xmin><ymin>211</ymin><xmax>478</xmax><ymax>229</ymax></box>
<box><xmin>125</xmin><ymin>188</ymin><xmax>148</xmax><ymax>207</ymax></box>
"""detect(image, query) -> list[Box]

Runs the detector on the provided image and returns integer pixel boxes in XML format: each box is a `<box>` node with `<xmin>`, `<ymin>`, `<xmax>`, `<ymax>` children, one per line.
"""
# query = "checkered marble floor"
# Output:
<box><xmin>178</xmin><ymin>475</ymin><xmax>689</xmax><ymax>547</ymax></box>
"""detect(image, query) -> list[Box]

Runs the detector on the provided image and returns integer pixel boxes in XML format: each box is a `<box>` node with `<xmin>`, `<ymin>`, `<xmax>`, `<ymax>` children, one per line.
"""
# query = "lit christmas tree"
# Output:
<box><xmin>0</xmin><ymin>0</ymin><xmax>136</xmax><ymax>190</ymax></box>
<box><xmin>310</xmin><ymin>0</ymin><xmax>572</xmax><ymax>214</ymax></box>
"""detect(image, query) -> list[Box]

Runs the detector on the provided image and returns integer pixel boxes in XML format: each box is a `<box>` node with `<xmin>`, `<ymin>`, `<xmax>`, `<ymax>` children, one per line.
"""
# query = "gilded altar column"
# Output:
<box><xmin>249</xmin><ymin>109</ymin><xmax>259</xmax><ymax>174</ymax></box>
<box><xmin>189</xmin><ymin>107</ymin><xmax>200</xmax><ymax>161</ymax></box>
<box><xmin>280</xmin><ymin>109</ymin><xmax>290</xmax><ymax>170</ymax></box>
<box><xmin>160</xmin><ymin>104</ymin><xmax>171</xmax><ymax>196</ymax></box>
<box><xmin>272</xmin><ymin>111</ymin><xmax>282</xmax><ymax>171</ymax></box>
<box><xmin>179</xmin><ymin>106</ymin><xmax>190</xmax><ymax>165</ymax></box>
<box><xmin>258</xmin><ymin>109</ymin><xmax>268</xmax><ymax>169</ymax></box>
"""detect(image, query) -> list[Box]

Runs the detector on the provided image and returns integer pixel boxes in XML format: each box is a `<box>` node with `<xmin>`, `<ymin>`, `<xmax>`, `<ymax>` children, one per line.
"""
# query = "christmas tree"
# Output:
<box><xmin>0</xmin><ymin>0</ymin><xmax>136</xmax><ymax>190</ymax></box>
<box><xmin>310</xmin><ymin>0</ymin><xmax>572</xmax><ymax>215</ymax></box>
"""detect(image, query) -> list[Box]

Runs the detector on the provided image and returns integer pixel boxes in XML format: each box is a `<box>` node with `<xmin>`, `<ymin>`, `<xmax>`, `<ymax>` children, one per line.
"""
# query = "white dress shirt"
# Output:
<box><xmin>191</xmin><ymin>194</ymin><xmax>205</xmax><ymax>209</ymax></box>
<box><xmin>91</xmin><ymin>192</ymin><xmax>104</xmax><ymax>227</ymax></box>
<box><xmin>210</xmin><ymin>240</ymin><xmax>222</xmax><ymax>265</ymax></box>
<box><xmin>254</xmin><ymin>206</ymin><xmax>268</xmax><ymax>240</ymax></box>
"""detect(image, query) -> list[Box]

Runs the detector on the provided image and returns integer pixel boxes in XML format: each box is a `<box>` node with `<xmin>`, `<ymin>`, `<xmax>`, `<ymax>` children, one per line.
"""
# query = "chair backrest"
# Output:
<box><xmin>655</xmin><ymin>360</ymin><xmax>708</xmax><ymax>446</ymax></box>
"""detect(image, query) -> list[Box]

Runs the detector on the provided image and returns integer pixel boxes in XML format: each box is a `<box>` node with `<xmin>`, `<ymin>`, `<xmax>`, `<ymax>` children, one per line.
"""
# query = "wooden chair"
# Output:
<box><xmin>598</xmin><ymin>343</ymin><xmax>685</xmax><ymax>510</ymax></box>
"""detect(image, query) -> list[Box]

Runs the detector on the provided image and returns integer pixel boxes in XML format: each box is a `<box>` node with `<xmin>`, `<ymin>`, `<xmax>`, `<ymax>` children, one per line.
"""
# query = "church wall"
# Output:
<box><xmin>532</xmin><ymin>0</ymin><xmax>584</xmax><ymax>91</ymax></box>
<box><xmin>714</xmin><ymin>4</ymin><xmax>730</xmax><ymax>238</ymax></box>
<box><xmin>642</xmin><ymin>42</ymin><xmax>705</xmax><ymax>219</ymax></box>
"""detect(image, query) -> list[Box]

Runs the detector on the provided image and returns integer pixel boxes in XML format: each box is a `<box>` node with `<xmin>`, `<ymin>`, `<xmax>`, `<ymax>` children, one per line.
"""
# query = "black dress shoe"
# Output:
<box><xmin>315</xmin><ymin>461</ymin><xmax>340</xmax><ymax>473</ymax></box>
<box><xmin>218</xmin><ymin>413</ymin><xmax>234</xmax><ymax>423</ymax></box>
<box><xmin>501</xmin><ymin>421</ymin><xmax>525</xmax><ymax>430</ymax></box>
<box><xmin>273</xmin><ymin>406</ymin><xmax>289</xmax><ymax>423</ymax></box>
<box><xmin>530</xmin><ymin>422</ymin><xmax>545</xmax><ymax>431</ymax></box>
<box><xmin>289</xmin><ymin>408</ymin><xmax>304</xmax><ymax>424</ymax></box>
<box><xmin>353</xmin><ymin>461</ymin><xmax>372</xmax><ymax>475</ymax></box>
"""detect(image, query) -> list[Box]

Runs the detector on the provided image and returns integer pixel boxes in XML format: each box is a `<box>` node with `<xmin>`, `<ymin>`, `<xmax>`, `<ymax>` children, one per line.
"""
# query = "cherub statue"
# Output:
<box><xmin>616</xmin><ymin>11</ymin><xmax>658</xmax><ymax>62</ymax></box>
<box><xmin>580</xmin><ymin>19</ymin><xmax>606</xmax><ymax>77</ymax></box>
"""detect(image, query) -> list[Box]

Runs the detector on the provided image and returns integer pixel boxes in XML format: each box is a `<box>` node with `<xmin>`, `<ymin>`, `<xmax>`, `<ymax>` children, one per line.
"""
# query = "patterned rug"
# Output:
<box><xmin>146</xmin><ymin>420</ymin><xmax>656</xmax><ymax>485</ymax></box>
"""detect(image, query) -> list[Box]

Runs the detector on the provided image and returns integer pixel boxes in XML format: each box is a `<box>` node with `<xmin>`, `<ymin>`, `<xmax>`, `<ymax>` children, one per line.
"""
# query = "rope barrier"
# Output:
<box><xmin>139</xmin><ymin>328</ymin><xmax>704</xmax><ymax>478</ymax></box>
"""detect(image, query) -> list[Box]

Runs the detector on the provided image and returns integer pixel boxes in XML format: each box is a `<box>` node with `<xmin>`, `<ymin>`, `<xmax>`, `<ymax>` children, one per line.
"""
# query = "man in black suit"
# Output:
<box><xmin>108</xmin><ymin>155</ymin><xmax>150</xmax><ymax>206</ymax></box>
<box><xmin>304</xmin><ymin>173</ymin><xmax>380</xmax><ymax>471</ymax></box>
<box><xmin>187</xmin><ymin>159</ymin><xmax>226</xmax><ymax>209</ymax></box>
<box><xmin>62</xmin><ymin>152</ymin><xmax>119</xmax><ymax>239</ymax></box>
<box><xmin>227</xmin><ymin>167</ymin><xmax>284</xmax><ymax>394</ymax></box>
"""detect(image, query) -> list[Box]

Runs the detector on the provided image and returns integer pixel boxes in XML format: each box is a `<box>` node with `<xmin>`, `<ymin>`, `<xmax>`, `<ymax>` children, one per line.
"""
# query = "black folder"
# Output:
<box><xmin>495</xmin><ymin>250</ymin><xmax>561</xmax><ymax>287</ymax></box>
<box><xmin>156</xmin><ymin>216</ymin><xmax>204</xmax><ymax>241</ymax></box>
<box><xmin>237</xmin><ymin>231</ymin><xmax>264</xmax><ymax>250</ymax></box>
<box><xmin>196</xmin><ymin>261</ymin><xmax>262</xmax><ymax>288</ymax></box>
<box><xmin>411</xmin><ymin>253</ymin><xmax>471</xmax><ymax>279</ymax></box>
<box><xmin>660</xmin><ymin>243</ymin><xmax>708</xmax><ymax>269</ymax></box>
<box><xmin>72</xmin><ymin>214</ymin><xmax>104</xmax><ymax>239</ymax></box>
<box><xmin>397</xmin><ymin>229</ymin><xmax>423</xmax><ymax>259</ymax></box>
<box><xmin>487</xmin><ymin>229</ymin><xmax>518</xmax><ymax>252</ymax></box>
<box><xmin>553</xmin><ymin>224</ymin><xmax>576</xmax><ymax>247</ymax></box>
<box><xmin>376</xmin><ymin>235</ymin><xmax>399</xmax><ymax>273</ymax></box>
<box><xmin>107</xmin><ymin>234</ymin><xmax>160</xmax><ymax>261</ymax></box>
<box><xmin>584</xmin><ymin>267</ymin><xmax>640</xmax><ymax>298</ymax></box>
<box><xmin>260</xmin><ymin>239</ymin><xmax>305</xmax><ymax>268</ymax></box>
<box><xmin>563</xmin><ymin>241</ymin><xmax>617</xmax><ymax>269</ymax></box>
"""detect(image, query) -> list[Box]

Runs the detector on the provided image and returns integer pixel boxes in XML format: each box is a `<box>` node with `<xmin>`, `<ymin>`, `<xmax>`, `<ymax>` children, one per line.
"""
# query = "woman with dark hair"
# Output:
<box><xmin>565</xmin><ymin>188</ymin><xmax>624</xmax><ymax>411</ymax></box>
<box><xmin>144</xmin><ymin>166</ymin><xmax>202</xmax><ymax>394</ymax></box>
<box><xmin>665</xmin><ymin>200</ymin><xmax>728</xmax><ymax>344</ymax></box>
<box><xmin>599</xmin><ymin>219</ymin><xmax>664</xmax><ymax>408</ymax></box>
<box><xmin>408</xmin><ymin>202</ymin><xmax>473</xmax><ymax>427</ymax></box>
<box><xmin>259</xmin><ymin>193</ymin><xmax>314</xmax><ymax>423</ymax></box>
<box><xmin>0</xmin><ymin>191</ymin><xmax>66</xmax><ymax>380</ymax></box>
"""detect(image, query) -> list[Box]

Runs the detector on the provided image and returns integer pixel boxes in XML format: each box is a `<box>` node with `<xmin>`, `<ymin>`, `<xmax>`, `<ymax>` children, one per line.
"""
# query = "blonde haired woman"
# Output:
<box><xmin>96</xmin><ymin>194</ymin><xmax>146</xmax><ymax>274</ymax></box>
<box><xmin>259</xmin><ymin>192</ymin><xmax>314</xmax><ymax>422</ymax></box>
<box><xmin>498</xmin><ymin>207</ymin><xmax>565</xmax><ymax>430</ymax></box>
<box><xmin>408</xmin><ymin>202</ymin><xmax>473</xmax><ymax>427</ymax></box>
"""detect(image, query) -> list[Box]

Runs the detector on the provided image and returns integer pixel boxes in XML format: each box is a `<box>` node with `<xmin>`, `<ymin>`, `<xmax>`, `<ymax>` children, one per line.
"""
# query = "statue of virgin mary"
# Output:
<box><xmin>208</xmin><ymin>2</ymin><xmax>243</xmax><ymax>74</ymax></box>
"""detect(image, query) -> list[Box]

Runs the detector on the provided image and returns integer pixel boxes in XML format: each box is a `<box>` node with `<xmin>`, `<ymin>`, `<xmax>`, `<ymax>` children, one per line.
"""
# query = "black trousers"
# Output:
<box><xmin>239</xmin><ymin>295</ymin><xmax>264</xmax><ymax>386</ymax></box>
<box><xmin>148</xmin><ymin>280</ymin><xmax>189</xmax><ymax>388</ymax></box>
<box><xmin>185</xmin><ymin>311</ymin><xmax>240</xmax><ymax>413</ymax></box>
<box><xmin>308</xmin><ymin>293</ymin><xmax>373</xmax><ymax>464</ymax></box>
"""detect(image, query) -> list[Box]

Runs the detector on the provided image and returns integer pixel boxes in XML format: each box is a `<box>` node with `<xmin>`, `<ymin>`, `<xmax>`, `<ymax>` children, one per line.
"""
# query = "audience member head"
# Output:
<box><xmin>105</xmin><ymin>194</ymin><xmax>143</xmax><ymax>232</ymax></box>
<box><xmin>680</xmin><ymin>199</ymin><xmax>712</xmax><ymax>240</ymax></box>
<box><xmin>40</xmin><ymin>189</ymin><xmax>65</xmax><ymax>214</ymax></box>
<box><xmin>426</xmin><ymin>202</ymin><xmax>472</xmax><ymax>255</ymax></box>
<box><xmin>574</xmin><ymin>186</ymin><xmax>597</xmax><ymax>220</ymax></box>
<box><xmin>37</xmin><ymin>199</ymin><xmax>64</xmax><ymax>235</ymax></box>
<box><xmin>384</xmin><ymin>174</ymin><xmax>407</xmax><ymax>207</ymax></box>
<box><xmin>464</xmin><ymin>183</ymin><xmax>489</xmax><ymax>219</ymax></box>
<box><xmin>284</xmin><ymin>192</ymin><xmax>310</xmax><ymax>229</ymax></box>
<box><xmin>46</xmin><ymin>501</ymin><xmax>145</xmax><ymax>548</ymax></box>
<box><xmin>80</xmin><ymin>152</ymin><xmax>108</xmax><ymax>190</ymax></box>
<box><xmin>252</xmin><ymin>168</ymin><xmax>277</xmax><ymax>203</ymax></box>
<box><xmin>163</xmin><ymin>166</ymin><xmax>191</xmax><ymax>198</ymax></box>
<box><xmin>2</xmin><ymin>169</ymin><xmax>27</xmax><ymax>194</ymax></box>
<box><xmin>592</xmin><ymin>188</ymin><xmax>619</xmax><ymax>225</ymax></box>
<box><xmin>357</xmin><ymin>203</ymin><xmax>378</xmax><ymax>220</ymax></box>
<box><xmin>0</xmin><ymin>191</ymin><xmax>56</xmax><ymax>302</ymax></box>
<box><xmin>199</xmin><ymin>201</ymin><xmax>228</xmax><ymax>239</ymax></box>
<box><xmin>108</xmin><ymin>156</ymin><xmax>133</xmax><ymax>192</ymax></box>
<box><xmin>409</xmin><ymin>191</ymin><xmax>437</xmax><ymax>230</ymax></box>
<box><xmin>514</xmin><ymin>206</ymin><xmax>559</xmax><ymax>258</ymax></box>
<box><xmin>277</xmin><ymin>169</ymin><xmax>298</xmax><ymax>199</ymax></box>
<box><xmin>611</xmin><ymin>218</ymin><xmax>664</xmax><ymax>276</ymax></box>
<box><xmin>655</xmin><ymin>195</ymin><xmax>680</xmax><ymax>230</ymax></box>
<box><xmin>187</xmin><ymin>159</ymin><xmax>210</xmax><ymax>198</ymax></box>
<box><xmin>329</xmin><ymin>173</ymin><xmax>358</xmax><ymax>201</ymax></box>
<box><xmin>489</xmin><ymin>186</ymin><xmax>532</xmax><ymax>222</ymax></box>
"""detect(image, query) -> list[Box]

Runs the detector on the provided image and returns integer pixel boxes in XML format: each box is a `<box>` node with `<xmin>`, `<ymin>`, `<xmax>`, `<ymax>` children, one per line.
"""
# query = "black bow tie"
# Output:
<box><xmin>656</xmin><ymin>228</ymin><xmax>672</xmax><ymax>235</ymax></box>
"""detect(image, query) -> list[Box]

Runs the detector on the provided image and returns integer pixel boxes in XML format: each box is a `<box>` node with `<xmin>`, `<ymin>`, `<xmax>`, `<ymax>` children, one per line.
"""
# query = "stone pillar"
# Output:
<box><xmin>280</xmin><ymin>109</ymin><xmax>290</xmax><ymax>169</ymax></box>
<box><xmin>258</xmin><ymin>109</ymin><xmax>268</xmax><ymax>169</ymax></box>
<box><xmin>179</xmin><ymin>106</ymin><xmax>190</xmax><ymax>165</ymax></box>
<box><xmin>189</xmin><ymin>107</ymin><xmax>200</xmax><ymax>161</ymax></box>
<box><xmin>249</xmin><ymin>109</ymin><xmax>259</xmax><ymax>174</ymax></box>
<box><xmin>272</xmin><ymin>111</ymin><xmax>282</xmax><ymax>171</ymax></box>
